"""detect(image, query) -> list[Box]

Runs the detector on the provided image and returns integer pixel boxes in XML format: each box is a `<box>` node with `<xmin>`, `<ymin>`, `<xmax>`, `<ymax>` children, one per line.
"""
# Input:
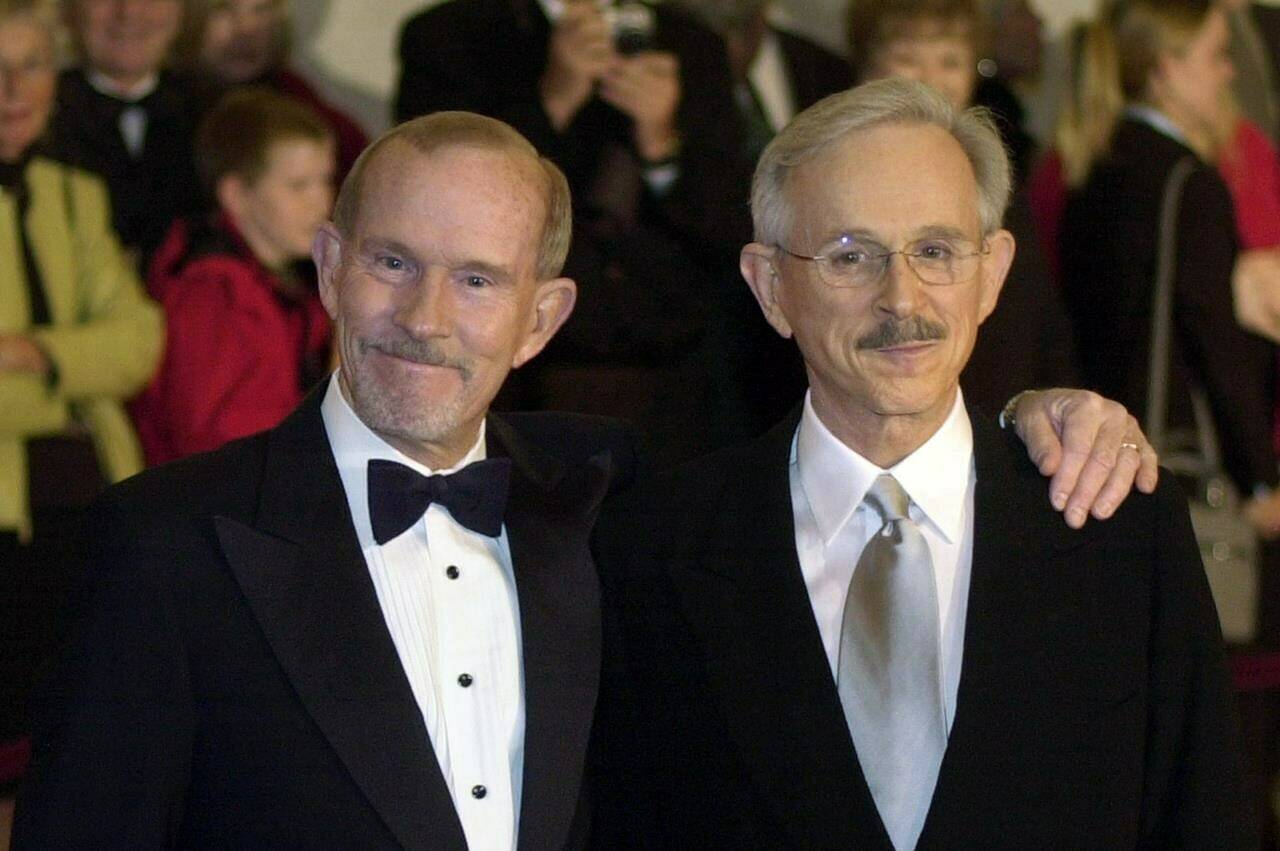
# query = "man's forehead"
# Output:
<box><xmin>787</xmin><ymin>122</ymin><xmax>980</xmax><ymax>241</ymax></box>
<box><xmin>345</xmin><ymin>140</ymin><xmax>547</xmax><ymax>271</ymax></box>
<box><xmin>356</xmin><ymin>140</ymin><xmax>545</xmax><ymax>221</ymax></box>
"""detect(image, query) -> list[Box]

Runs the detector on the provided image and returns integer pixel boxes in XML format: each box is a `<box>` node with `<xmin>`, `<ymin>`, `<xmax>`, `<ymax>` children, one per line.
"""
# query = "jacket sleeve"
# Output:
<box><xmin>0</xmin><ymin>374</ymin><xmax>70</xmax><ymax>437</ymax></box>
<box><xmin>1140</xmin><ymin>477</ymin><xmax>1257</xmax><ymax>848</ymax></box>
<box><xmin>29</xmin><ymin>170</ymin><xmax>163</xmax><ymax>401</ymax></box>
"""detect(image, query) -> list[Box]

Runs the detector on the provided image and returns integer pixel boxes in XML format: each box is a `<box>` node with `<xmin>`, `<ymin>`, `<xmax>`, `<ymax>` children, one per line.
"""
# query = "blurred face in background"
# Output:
<box><xmin>868</xmin><ymin>18</ymin><xmax>977</xmax><ymax>110</ymax></box>
<box><xmin>72</xmin><ymin>0</ymin><xmax>182</xmax><ymax>87</ymax></box>
<box><xmin>1152</xmin><ymin>7</ymin><xmax>1234</xmax><ymax>135</ymax></box>
<box><xmin>200</xmin><ymin>0</ymin><xmax>286</xmax><ymax>84</ymax></box>
<box><xmin>221</xmin><ymin>136</ymin><xmax>334</xmax><ymax>269</ymax></box>
<box><xmin>0</xmin><ymin>13</ymin><xmax>56</xmax><ymax>162</ymax></box>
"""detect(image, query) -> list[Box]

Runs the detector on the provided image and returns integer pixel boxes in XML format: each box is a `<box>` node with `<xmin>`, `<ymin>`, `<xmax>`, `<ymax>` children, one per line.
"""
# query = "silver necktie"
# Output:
<box><xmin>837</xmin><ymin>474</ymin><xmax>946</xmax><ymax>851</ymax></box>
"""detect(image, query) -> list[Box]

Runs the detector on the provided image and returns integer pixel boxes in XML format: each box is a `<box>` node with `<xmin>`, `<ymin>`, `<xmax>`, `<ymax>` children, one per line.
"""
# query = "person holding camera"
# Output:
<box><xmin>395</xmin><ymin>0</ymin><xmax>756</xmax><ymax>466</ymax></box>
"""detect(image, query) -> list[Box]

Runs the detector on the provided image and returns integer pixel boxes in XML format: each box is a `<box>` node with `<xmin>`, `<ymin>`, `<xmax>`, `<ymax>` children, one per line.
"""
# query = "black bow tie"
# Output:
<box><xmin>367</xmin><ymin>458</ymin><xmax>512</xmax><ymax>545</ymax></box>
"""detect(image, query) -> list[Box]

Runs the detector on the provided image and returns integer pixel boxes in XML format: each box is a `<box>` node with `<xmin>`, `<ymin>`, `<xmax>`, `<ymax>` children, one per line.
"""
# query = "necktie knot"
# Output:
<box><xmin>864</xmin><ymin>473</ymin><xmax>912</xmax><ymax>527</ymax></box>
<box><xmin>367</xmin><ymin>457</ymin><xmax>511</xmax><ymax>545</ymax></box>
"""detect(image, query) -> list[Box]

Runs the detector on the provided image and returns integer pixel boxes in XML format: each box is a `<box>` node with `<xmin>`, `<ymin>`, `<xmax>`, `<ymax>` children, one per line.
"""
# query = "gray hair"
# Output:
<box><xmin>750</xmin><ymin>77</ymin><xmax>1012</xmax><ymax>245</ymax></box>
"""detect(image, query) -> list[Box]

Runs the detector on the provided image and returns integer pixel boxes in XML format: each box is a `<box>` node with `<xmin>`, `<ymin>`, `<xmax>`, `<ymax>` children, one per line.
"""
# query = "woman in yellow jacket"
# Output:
<box><xmin>0</xmin><ymin>0</ymin><xmax>162</xmax><ymax>799</ymax></box>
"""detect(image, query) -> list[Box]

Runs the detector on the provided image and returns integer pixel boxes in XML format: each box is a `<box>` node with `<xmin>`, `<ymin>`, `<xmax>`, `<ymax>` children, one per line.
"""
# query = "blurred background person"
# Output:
<box><xmin>976</xmin><ymin>0</ymin><xmax>1044</xmax><ymax>187</ymax></box>
<box><xmin>849</xmin><ymin>0</ymin><xmax>1039</xmax><ymax>187</ymax></box>
<box><xmin>51</xmin><ymin>0</ymin><xmax>201</xmax><ymax>267</ymax></box>
<box><xmin>0</xmin><ymin>0</ymin><xmax>162</xmax><ymax>823</ymax></box>
<box><xmin>848</xmin><ymin>0</ymin><xmax>1080</xmax><ymax>415</ymax></box>
<box><xmin>129</xmin><ymin>88</ymin><xmax>333</xmax><ymax>465</ymax></box>
<box><xmin>174</xmin><ymin>0</ymin><xmax>367</xmax><ymax>183</ymax></box>
<box><xmin>672</xmin><ymin>0</ymin><xmax>852</xmax><ymax>437</ymax></box>
<box><xmin>675</xmin><ymin>0</ymin><xmax>849</xmax><ymax>163</ymax></box>
<box><xmin>394</xmin><ymin>0</ymin><xmax>751</xmax><ymax>466</ymax></box>
<box><xmin>1058</xmin><ymin>0</ymin><xmax>1279</xmax><ymax>526</ymax></box>
<box><xmin>1035</xmin><ymin>5</ymin><xmax>1279</xmax><ymax>298</ymax></box>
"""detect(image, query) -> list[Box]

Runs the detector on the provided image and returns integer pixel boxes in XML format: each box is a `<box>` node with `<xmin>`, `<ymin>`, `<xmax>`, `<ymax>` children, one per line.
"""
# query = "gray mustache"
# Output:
<box><xmin>857</xmin><ymin>316</ymin><xmax>948</xmax><ymax>350</ymax></box>
<box><xmin>368</xmin><ymin>339</ymin><xmax>473</xmax><ymax>380</ymax></box>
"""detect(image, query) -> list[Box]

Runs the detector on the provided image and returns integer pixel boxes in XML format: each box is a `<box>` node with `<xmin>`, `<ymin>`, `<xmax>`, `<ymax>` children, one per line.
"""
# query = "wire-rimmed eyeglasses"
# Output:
<box><xmin>775</xmin><ymin>234</ymin><xmax>990</xmax><ymax>288</ymax></box>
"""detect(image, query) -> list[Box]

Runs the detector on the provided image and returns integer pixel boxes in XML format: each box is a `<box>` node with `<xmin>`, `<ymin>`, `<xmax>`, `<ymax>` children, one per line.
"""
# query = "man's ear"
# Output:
<box><xmin>741</xmin><ymin>242</ymin><xmax>794</xmax><ymax>338</ymax></box>
<box><xmin>215</xmin><ymin>174</ymin><xmax>247</xmax><ymax>224</ymax></box>
<box><xmin>312</xmin><ymin>223</ymin><xmax>344</xmax><ymax>321</ymax></box>
<box><xmin>512</xmin><ymin>277</ymin><xmax>577</xmax><ymax>369</ymax></box>
<box><xmin>977</xmin><ymin>228</ymin><xmax>1015</xmax><ymax>324</ymax></box>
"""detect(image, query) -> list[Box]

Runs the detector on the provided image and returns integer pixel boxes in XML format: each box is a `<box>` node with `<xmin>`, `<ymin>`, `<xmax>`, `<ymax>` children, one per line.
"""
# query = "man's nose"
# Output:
<box><xmin>393</xmin><ymin>271</ymin><xmax>454</xmax><ymax>338</ymax></box>
<box><xmin>875</xmin><ymin>253</ymin><xmax>926</xmax><ymax>318</ymax></box>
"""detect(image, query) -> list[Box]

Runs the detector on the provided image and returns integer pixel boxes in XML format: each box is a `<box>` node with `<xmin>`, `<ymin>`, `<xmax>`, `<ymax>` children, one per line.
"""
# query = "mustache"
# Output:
<box><xmin>856</xmin><ymin>316</ymin><xmax>948</xmax><ymax>350</ymax></box>
<box><xmin>364</xmin><ymin>338</ymin><xmax>474</xmax><ymax>380</ymax></box>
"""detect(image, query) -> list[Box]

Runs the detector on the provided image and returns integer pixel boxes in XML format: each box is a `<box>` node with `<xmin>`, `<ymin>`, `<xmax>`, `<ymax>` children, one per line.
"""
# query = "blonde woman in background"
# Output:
<box><xmin>1033</xmin><ymin>2</ymin><xmax>1280</xmax><ymax>533</ymax></box>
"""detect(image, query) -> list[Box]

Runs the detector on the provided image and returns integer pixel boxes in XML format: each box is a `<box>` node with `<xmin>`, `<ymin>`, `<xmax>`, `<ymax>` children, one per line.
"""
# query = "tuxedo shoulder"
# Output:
<box><xmin>493</xmin><ymin>411</ymin><xmax>641</xmax><ymax>490</ymax></box>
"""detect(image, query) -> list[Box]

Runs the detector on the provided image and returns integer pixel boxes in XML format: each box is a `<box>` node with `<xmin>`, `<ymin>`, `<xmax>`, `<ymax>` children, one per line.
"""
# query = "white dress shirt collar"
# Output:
<box><xmin>320</xmin><ymin>374</ymin><xmax>487</xmax><ymax>548</ymax></box>
<box><xmin>795</xmin><ymin>388</ymin><xmax>972</xmax><ymax>546</ymax></box>
<box><xmin>1123</xmin><ymin>104</ymin><xmax>1191</xmax><ymax>147</ymax></box>
<box><xmin>747</xmin><ymin>26</ymin><xmax>797</xmax><ymax>132</ymax></box>
<box><xmin>85</xmin><ymin>69</ymin><xmax>159</xmax><ymax>102</ymax></box>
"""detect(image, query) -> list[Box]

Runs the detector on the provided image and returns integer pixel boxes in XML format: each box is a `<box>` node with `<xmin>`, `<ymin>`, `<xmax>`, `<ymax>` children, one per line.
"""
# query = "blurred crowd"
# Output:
<box><xmin>1</xmin><ymin>0</ymin><xmax>1280</xmax><ymax>842</ymax></box>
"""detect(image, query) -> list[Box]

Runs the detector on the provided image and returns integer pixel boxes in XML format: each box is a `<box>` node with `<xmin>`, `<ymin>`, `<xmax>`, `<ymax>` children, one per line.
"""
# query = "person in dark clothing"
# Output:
<box><xmin>1060</xmin><ymin>0</ymin><xmax>1277</xmax><ymax>507</ymax></box>
<box><xmin>396</xmin><ymin>0</ymin><xmax>753</xmax><ymax>466</ymax></box>
<box><xmin>674</xmin><ymin>0</ymin><xmax>854</xmax><ymax>433</ymax></box>
<box><xmin>51</xmin><ymin>0</ymin><xmax>202</xmax><ymax>267</ymax></box>
<box><xmin>592</xmin><ymin>78</ymin><xmax>1248</xmax><ymax>851</ymax></box>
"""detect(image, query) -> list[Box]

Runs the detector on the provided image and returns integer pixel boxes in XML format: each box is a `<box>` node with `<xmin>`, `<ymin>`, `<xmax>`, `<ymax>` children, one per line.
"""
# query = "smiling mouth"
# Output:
<box><xmin>874</xmin><ymin>340</ymin><xmax>937</xmax><ymax>352</ymax></box>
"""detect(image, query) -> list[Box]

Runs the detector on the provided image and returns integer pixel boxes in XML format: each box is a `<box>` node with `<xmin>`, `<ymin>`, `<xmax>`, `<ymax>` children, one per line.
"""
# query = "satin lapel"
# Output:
<box><xmin>487</xmin><ymin>415</ymin><xmax>612</xmax><ymax>851</ymax></box>
<box><xmin>919</xmin><ymin>415</ymin><xmax>1088</xmax><ymax>847</ymax></box>
<box><xmin>667</xmin><ymin>414</ymin><xmax>893</xmax><ymax>851</ymax></box>
<box><xmin>215</xmin><ymin>392</ymin><xmax>467</xmax><ymax>851</ymax></box>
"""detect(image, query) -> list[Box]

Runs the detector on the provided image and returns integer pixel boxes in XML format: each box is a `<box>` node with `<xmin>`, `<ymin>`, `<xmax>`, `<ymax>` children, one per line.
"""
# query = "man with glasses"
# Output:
<box><xmin>593</xmin><ymin>78</ymin><xmax>1253</xmax><ymax>850</ymax></box>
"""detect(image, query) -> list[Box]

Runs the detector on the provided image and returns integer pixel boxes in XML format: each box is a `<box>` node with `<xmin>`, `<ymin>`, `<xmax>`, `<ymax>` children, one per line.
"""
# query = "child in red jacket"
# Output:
<box><xmin>132</xmin><ymin>88</ymin><xmax>336</xmax><ymax>465</ymax></box>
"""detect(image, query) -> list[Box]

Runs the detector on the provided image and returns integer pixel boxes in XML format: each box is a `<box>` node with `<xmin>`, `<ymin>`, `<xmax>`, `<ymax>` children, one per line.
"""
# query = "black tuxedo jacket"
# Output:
<box><xmin>14</xmin><ymin>390</ymin><xmax>635</xmax><ymax>850</ymax></box>
<box><xmin>592</xmin><ymin>409</ymin><xmax>1253</xmax><ymax>849</ymax></box>
<box><xmin>49</xmin><ymin>68</ymin><xmax>203</xmax><ymax>264</ymax></box>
